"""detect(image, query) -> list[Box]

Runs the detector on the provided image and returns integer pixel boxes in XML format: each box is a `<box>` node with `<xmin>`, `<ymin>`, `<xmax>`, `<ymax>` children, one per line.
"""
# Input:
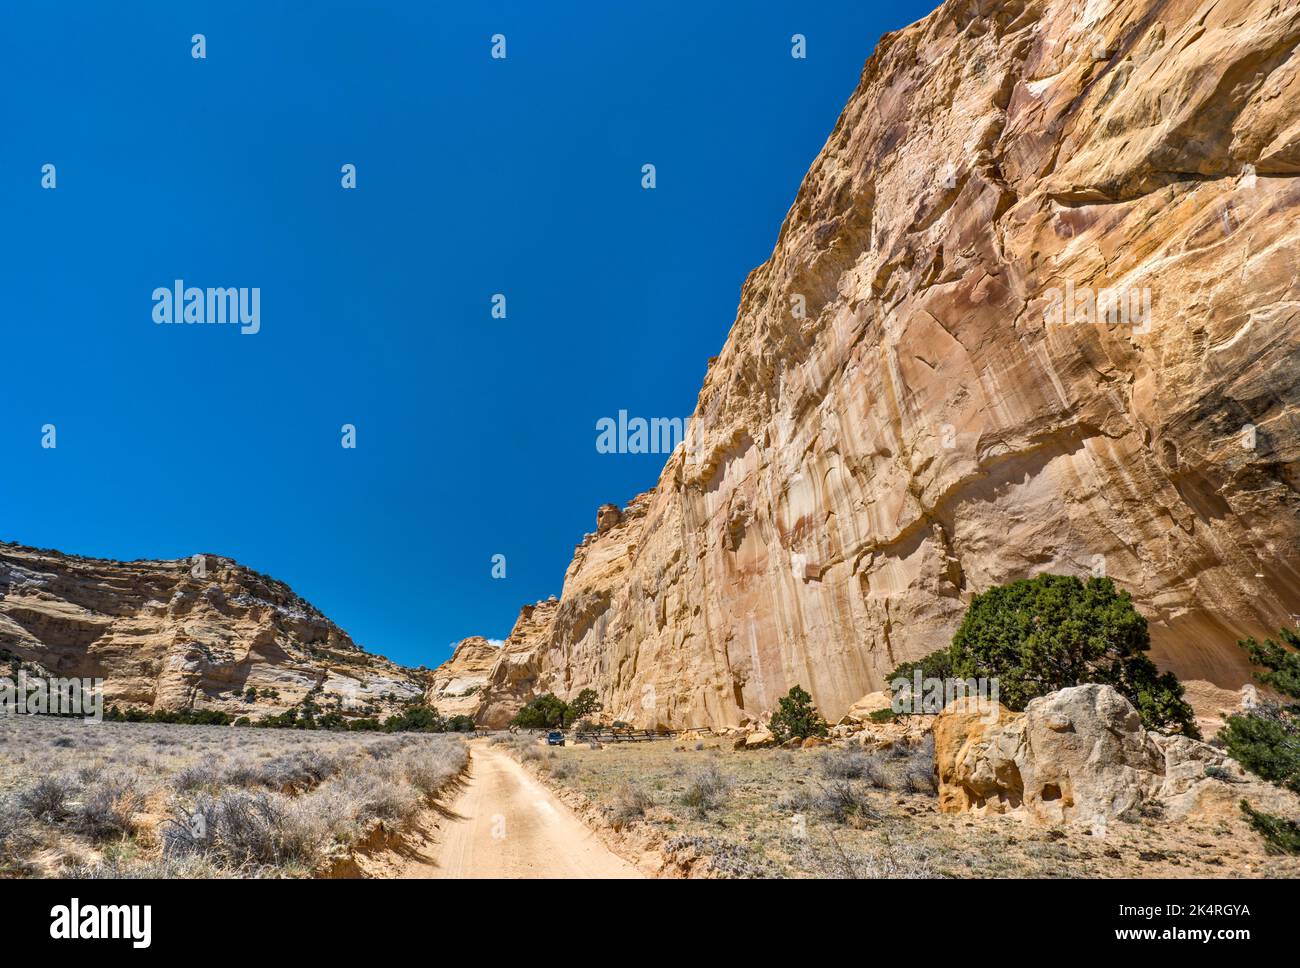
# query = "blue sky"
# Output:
<box><xmin>1</xmin><ymin>0</ymin><xmax>939</xmax><ymax>669</ymax></box>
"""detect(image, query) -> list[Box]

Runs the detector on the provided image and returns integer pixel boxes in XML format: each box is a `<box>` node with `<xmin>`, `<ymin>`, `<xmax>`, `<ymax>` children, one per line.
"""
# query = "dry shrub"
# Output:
<box><xmin>819</xmin><ymin>739</ymin><xmax>935</xmax><ymax>796</ymax></box>
<box><xmin>64</xmin><ymin>853</ymin><xmax>232</xmax><ymax>879</ymax></box>
<box><xmin>75</xmin><ymin>770</ymin><xmax>147</xmax><ymax>841</ymax></box>
<box><xmin>0</xmin><ymin>796</ymin><xmax>37</xmax><ymax>874</ymax></box>
<box><xmin>18</xmin><ymin>775</ymin><xmax>75</xmax><ymax>822</ymax></box>
<box><xmin>682</xmin><ymin>763</ymin><xmax>731</xmax><ymax>817</ymax></box>
<box><xmin>792</xmin><ymin>835</ymin><xmax>939</xmax><ymax>879</ymax></box>
<box><xmin>612</xmin><ymin>783</ymin><xmax>655</xmax><ymax>826</ymax></box>
<box><xmin>548</xmin><ymin>758</ymin><xmax>577</xmax><ymax>780</ymax></box>
<box><xmin>401</xmin><ymin>742</ymin><xmax>467</xmax><ymax>797</ymax></box>
<box><xmin>175</xmin><ymin>763</ymin><xmax>220</xmax><ymax>793</ymax></box>
<box><xmin>776</xmin><ymin>786</ymin><xmax>816</xmax><ymax>813</ymax></box>
<box><xmin>163</xmin><ymin>790</ymin><xmax>320</xmax><ymax>870</ymax></box>
<box><xmin>813</xmin><ymin>781</ymin><xmax>877</xmax><ymax>826</ymax></box>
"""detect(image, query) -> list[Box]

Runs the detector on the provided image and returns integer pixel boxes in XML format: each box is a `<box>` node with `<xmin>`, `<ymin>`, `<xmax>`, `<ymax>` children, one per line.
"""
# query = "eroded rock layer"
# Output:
<box><xmin>0</xmin><ymin>543</ymin><xmax>424</xmax><ymax>717</ymax></box>
<box><xmin>425</xmin><ymin>636</ymin><xmax>500</xmax><ymax>719</ymax></box>
<box><xmin>453</xmin><ymin>0</ymin><xmax>1300</xmax><ymax>730</ymax></box>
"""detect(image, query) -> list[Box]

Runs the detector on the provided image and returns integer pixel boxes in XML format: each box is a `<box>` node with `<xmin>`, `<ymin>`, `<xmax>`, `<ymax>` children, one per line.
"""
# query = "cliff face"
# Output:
<box><xmin>450</xmin><ymin>0</ymin><xmax>1300</xmax><ymax>729</ymax></box>
<box><xmin>425</xmin><ymin>636</ymin><xmax>500</xmax><ymax>719</ymax></box>
<box><xmin>0</xmin><ymin>543</ymin><xmax>424</xmax><ymax>716</ymax></box>
<box><xmin>445</xmin><ymin>600</ymin><xmax>560</xmax><ymax>729</ymax></box>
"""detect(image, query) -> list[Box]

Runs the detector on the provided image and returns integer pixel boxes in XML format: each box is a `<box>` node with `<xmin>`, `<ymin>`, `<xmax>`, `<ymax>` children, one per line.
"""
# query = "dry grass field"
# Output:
<box><xmin>5</xmin><ymin>718</ymin><xmax>1295</xmax><ymax>880</ymax></box>
<box><xmin>501</xmin><ymin>734</ymin><xmax>1300</xmax><ymax>879</ymax></box>
<box><xmin>0</xmin><ymin>717</ymin><xmax>466</xmax><ymax>878</ymax></box>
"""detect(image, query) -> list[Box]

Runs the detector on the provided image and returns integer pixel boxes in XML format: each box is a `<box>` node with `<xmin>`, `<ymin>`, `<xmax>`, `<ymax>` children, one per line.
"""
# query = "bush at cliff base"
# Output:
<box><xmin>887</xmin><ymin>574</ymin><xmax>1198</xmax><ymax>737</ymax></box>
<box><xmin>768</xmin><ymin>685</ymin><xmax>828</xmax><ymax>743</ymax></box>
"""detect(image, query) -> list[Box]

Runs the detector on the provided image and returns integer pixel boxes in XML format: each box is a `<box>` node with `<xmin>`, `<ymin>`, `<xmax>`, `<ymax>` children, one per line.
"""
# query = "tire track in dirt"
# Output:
<box><xmin>410</xmin><ymin>745</ymin><xmax>641</xmax><ymax>879</ymax></box>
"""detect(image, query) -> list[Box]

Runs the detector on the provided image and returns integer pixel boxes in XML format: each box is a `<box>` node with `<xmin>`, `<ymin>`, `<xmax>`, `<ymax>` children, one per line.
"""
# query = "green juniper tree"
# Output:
<box><xmin>1240</xmin><ymin>800</ymin><xmax>1300</xmax><ymax>855</ymax></box>
<box><xmin>768</xmin><ymin>685</ymin><xmax>828</xmax><ymax>743</ymax></box>
<box><xmin>1222</xmin><ymin>626</ymin><xmax>1300</xmax><ymax>796</ymax></box>
<box><xmin>510</xmin><ymin>693</ymin><xmax>571</xmax><ymax>729</ymax></box>
<box><xmin>568</xmin><ymin>688</ymin><xmax>602</xmax><ymax>722</ymax></box>
<box><xmin>885</xmin><ymin>574</ymin><xmax>1198</xmax><ymax>736</ymax></box>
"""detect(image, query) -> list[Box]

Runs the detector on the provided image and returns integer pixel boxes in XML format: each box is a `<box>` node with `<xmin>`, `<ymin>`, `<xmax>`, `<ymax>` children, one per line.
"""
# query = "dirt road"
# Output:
<box><xmin>422</xmin><ymin>744</ymin><xmax>641</xmax><ymax>879</ymax></box>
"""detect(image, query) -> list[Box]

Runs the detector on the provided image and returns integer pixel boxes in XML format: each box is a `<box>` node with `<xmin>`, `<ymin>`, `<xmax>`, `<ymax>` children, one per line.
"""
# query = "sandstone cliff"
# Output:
<box><xmin>433</xmin><ymin>600</ymin><xmax>560</xmax><ymax>728</ymax></box>
<box><xmin>447</xmin><ymin>0</ymin><xmax>1300</xmax><ymax>730</ymax></box>
<box><xmin>424</xmin><ymin>636</ymin><xmax>500</xmax><ymax>719</ymax></box>
<box><xmin>0</xmin><ymin>542</ymin><xmax>424</xmax><ymax>716</ymax></box>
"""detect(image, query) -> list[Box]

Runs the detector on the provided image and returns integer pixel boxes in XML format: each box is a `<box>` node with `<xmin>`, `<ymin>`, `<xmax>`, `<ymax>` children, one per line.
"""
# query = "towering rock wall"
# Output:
<box><xmin>0</xmin><ymin>543</ymin><xmax>425</xmax><ymax>716</ymax></box>
<box><xmin>455</xmin><ymin>0</ymin><xmax>1300</xmax><ymax>729</ymax></box>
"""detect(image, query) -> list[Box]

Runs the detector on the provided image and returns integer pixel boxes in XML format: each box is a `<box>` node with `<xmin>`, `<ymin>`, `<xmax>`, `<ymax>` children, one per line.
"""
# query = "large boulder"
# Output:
<box><xmin>838</xmin><ymin>690</ymin><xmax>893</xmax><ymax>726</ymax></box>
<box><xmin>933</xmin><ymin>697</ymin><xmax>1024</xmax><ymax>814</ymax></box>
<box><xmin>595</xmin><ymin>503</ymin><xmax>623</xmax><ymax>535</ymax></box>
<box><xmin>1017</xmin><ymin>685</ymin><xmax>1166</xmax><ymax>823</ymax></box>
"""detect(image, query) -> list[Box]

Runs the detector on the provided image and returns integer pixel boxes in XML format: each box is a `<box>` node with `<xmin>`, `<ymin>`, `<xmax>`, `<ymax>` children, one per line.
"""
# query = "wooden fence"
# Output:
<box><xmin>485</xmin><ymin>725</ymin><xmax>718</xmax><ymax>744</ymax></box>
<box><xmin>570</xmin><ymin>725</ymin><xmax>715</xmax><ymax>744</ymax></box>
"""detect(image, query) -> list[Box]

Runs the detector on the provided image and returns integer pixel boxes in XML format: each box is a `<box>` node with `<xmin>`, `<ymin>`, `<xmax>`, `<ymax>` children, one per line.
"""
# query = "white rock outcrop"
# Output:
<box><xmin>934</xmin><ymin>684</ymin><xmax>1298</xmax><ymax>823</ymax></box>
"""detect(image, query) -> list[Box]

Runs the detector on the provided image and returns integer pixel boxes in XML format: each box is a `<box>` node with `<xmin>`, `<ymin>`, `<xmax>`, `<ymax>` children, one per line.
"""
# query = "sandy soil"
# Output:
<box><xmin>410</xmin><ymin>744</ymin><xmax>640</xmax><ymax>879</ymax></box>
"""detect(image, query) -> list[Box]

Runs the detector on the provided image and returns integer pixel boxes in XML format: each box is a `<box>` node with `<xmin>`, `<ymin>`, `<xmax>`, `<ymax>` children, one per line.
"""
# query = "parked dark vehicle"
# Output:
<box><xmin>546</xmin><ymin>731</ymin><xmax>565</xmax><ymax>746</ymax></box>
